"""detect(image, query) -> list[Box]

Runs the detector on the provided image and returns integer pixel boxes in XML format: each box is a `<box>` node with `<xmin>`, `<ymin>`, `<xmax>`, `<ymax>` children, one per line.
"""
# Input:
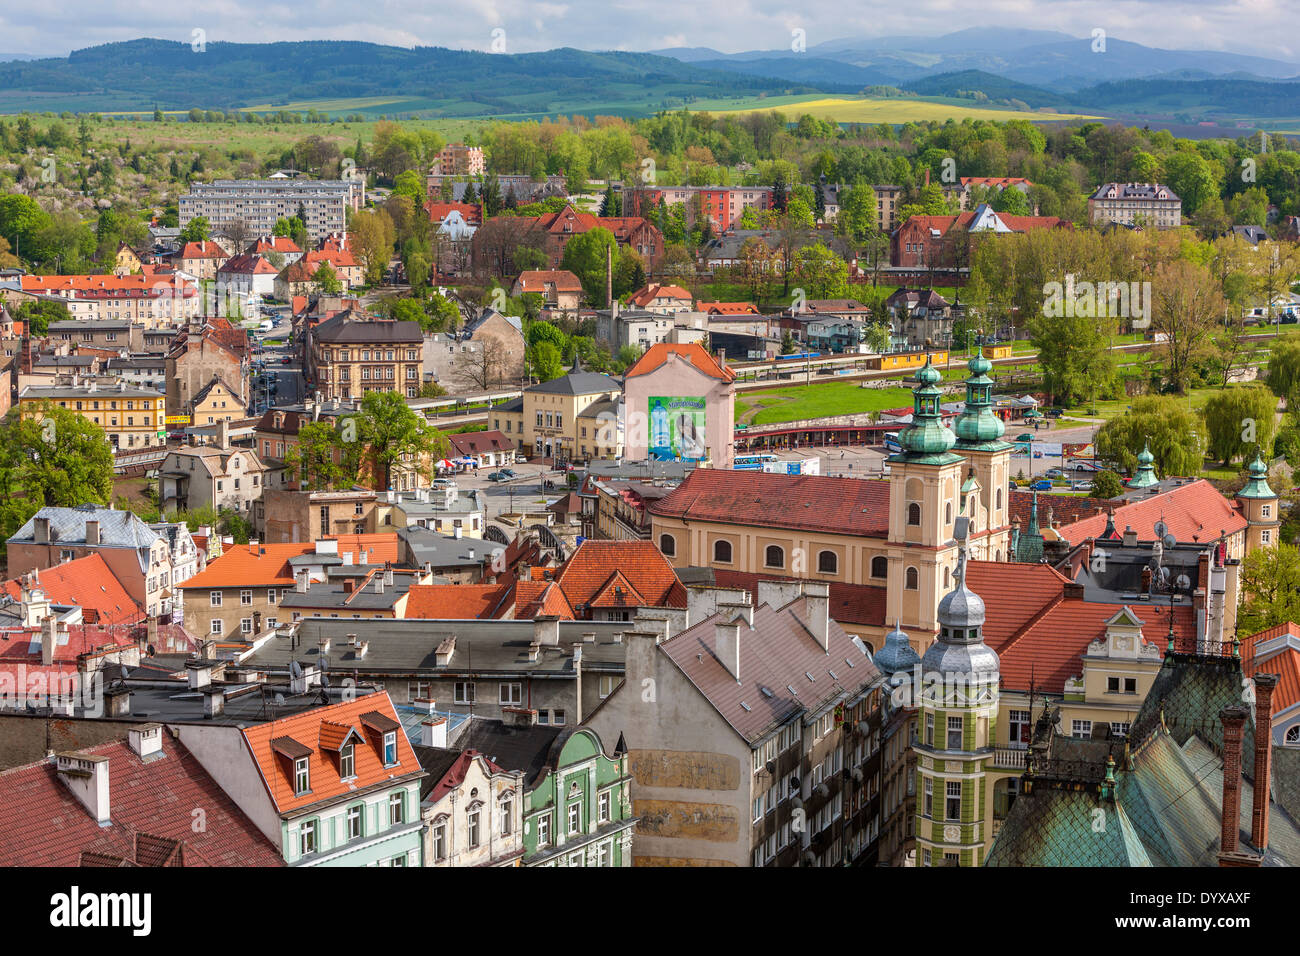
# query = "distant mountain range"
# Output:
<box><xmin>0</xmin><ymin>30</ymin><xmax>1297</xmax><ymax>124</ymax></box>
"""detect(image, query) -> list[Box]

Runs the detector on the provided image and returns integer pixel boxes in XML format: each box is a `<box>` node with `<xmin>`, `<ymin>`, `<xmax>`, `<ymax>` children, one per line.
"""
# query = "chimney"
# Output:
<box><xmin>373</xmin><ymin>575</ymin><xmax>384</xmax><ymax>595</ymax></box>
<box><xmin>356</xmin><ymin>640</ymin><xmax>369</xmax><ymax>660</ymax></box>
<box><xmin>435</xmin><ymin>635</ymin><xmax>456</xmax><ymax>666</ymax></box>
<box><xmin>802</xmin><ymin>581</ymin><xmax>830</xmax><ymax>650</ymax></box>
<box><xmin>145</xmin><ymin>616</ymin><xmax>158</xmax><ymax>652</ymax></box>
<box><xmin>203</xmin><ymin>686</ymin><xmax>225</xmax><ymax>718</ymax></box>
<box><xmin>502</xmin><ymin>706</ymin><xmax>538</xmax><ymax>728</ymax></box>
<box><xmin>104</xmin><ymin>684</ymin><xmax>130</xmax><ymax>717</ymax></box>
<box><xmin>1219</xmin><ymin>705</ymin><xmax>1249</xmax><ymax>860</ymax></box>
<box><xmin>534</xmin><ymin>615</ymin><xmax>561</xmax><ymax>646</ymax></box>
<box><xmin>34</xmin><ymin>516</ymin><xmax>50</xmax><ymax>544</ymax></box>
<box><xmin>84</xmin><ymin>519</ymin><xmax>100</xmax><ymax>547</ymax></box>
<box><xmin>55</xmin><ymin>753</ymin><xmax>111</xmax><ymax>826</ymax></box>
<box><xmin>41</xmin><ymin>614</ymin><xmax>57</xmax><ymax>666</ymax></box>
<box><xmin>383</xmin><ymin>566</ymin><xmax>394</xmax><ymax>587</ymax></box>
<box><xmin>715</xmin><ymin>619</ymin><xmax>742</xmax><ymax>680</ymax></box>
<box><xmin>757</xmin><ymin>579</ymin><xmax>802</xmax><ymax>611</ymax></box>
<box><xmin>1251</xmin><ymin>673</ymin><xmax>1280</xmax><ymax>850</ymax></box>
<box><xmin>296</xmin><ymin>569</ymin><xmax>310</xmax><ymax>593</ymax></box>
<box><xmin>420</xmin><ymin>717</ymin><xmax>448</xmax><ymax>748</ymax></box>
<box><xmin>454</xmin><ymin>525</ymin><xmax>462</xmax><ymax>539</ymax></box>
<box><xmin>186</xmin><ymin>659</ymin><xmax>215</xmax><ymax>690</ymax></box>
<box><xmin>127</xmin><ymin>723</ymin><xmax>163</xmax><ymax>759</ymax></box>
<box><xmin>318</xmin><ymin>637</ymin><xmax>331</xmax><ymax>656</ymax></box>
<box><xmin>1123</xmin><ymin>525</ymin><xmax>1137</xmax><ymax>547</ymax></box>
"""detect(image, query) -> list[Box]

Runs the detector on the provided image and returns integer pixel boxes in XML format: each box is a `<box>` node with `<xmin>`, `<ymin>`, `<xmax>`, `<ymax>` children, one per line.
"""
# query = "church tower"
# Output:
<box><xmin>952</xmin><ymin>346</ymin><xmax>1013</xmax><ymax>561</ymax></box>
<box><xmin>913</xmin><ymin>518</ymin><xmax>1001</xmax><ymax>867</ymax></box>
<box><xmin>1236</xmin><ymin>453</ymin><xmax>1280</xmax><ymax>555</ymax></box>
<box><xmin>886</xmin><ymin>357</ymin><xmax>966</xmax><ymax>632</ymax></box>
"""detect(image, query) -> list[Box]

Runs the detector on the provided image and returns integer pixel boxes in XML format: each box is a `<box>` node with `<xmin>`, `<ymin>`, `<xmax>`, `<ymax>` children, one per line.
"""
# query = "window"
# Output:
<box><xmin>499</xmin><ymin>682</ymin><xmax>522</xmax><ymax>705</ymax></box>
<box><xmin>568</xmin><ymin>802</ymin><xmax>582</xmax><ymax>834</ymax></box>
<box><xmin>389</xmin><ymin>791</ymin><xmax>405</xmax><ymax>825</ymax></box>
<box><xmin>210</xmin><ymin>619</ymin><xmax>223</xmax><ymax>635</ymax></box>
<box><xmin>294</xmin><ymin>757</ymin><xmax>310</xmax><ymax>795</ymax></box>
<box><xmin>299</xmin><ymin>820</ymin><xmax>316</xmax><ymax>856</ymax></box>
<box><xmin>383</xmin><ymin>731</ymin><xmax>398</xmax><ymax>766</ymax></box>
<box><xmin>433</xmin><ymin>822</ymin><xmax>447</xmax><ymax>861</ymax></box>
<box><xmin>1110</xmin><ymin>722</ymin><xmax>1131</xmax><ymax>738</ymax></box>
<box><xmin>340</xmin><ymin>743</ymin><xmax>355</xmax><ymax>779</ymax></box>
<box><xmin>908</xmin><ymin>502</ymin><xmax>921</xmax><ymax>526</ymax></box>
<box><xmin>818</xmin><ymin>550</ymin><xmax>837</xmax><ymax>574</ymax></box>
<box><xmin>1107</xmin><ymin>676</ymin><xmax>1120</xmax><ymax>693</ymax></box>
<box><xmin>468</xmin><ymin>809</ymin><xmax>481</xmax><ymax>848</ymax></box>
<box><xmin>947</xmin><ymin>716</ymin><xmax>963</xmax><ymax>750</ymax></box>
<box><xmin>240</xmin><ymin>617</ymin><xmax>253</xmax><ymax>634</ymax></box>
<box><xmin>537</xmin><ymin>814</ymin><xmax>551</xmax><ymax>846</ymax></box>
<box><xmin>905</xmin><ymin>567</ymin><xmax>919</xmax><ymax>590</ymax></box>
<box><xmin>1008</xmin><ymin>709</ymin><xmax>1031</xmax><ymax>746</ymax></box>
<box><xmin>599</xmin><ymin>790</ymin><xmax>611</xmax><ymax>822</ymax></box>
<box><xmin>659</xmin><ymin>533</ymin><xmax>676</xmax><ymax>557</ymax></box>
<box><xmin>924</xmin><ymin>713</ymin><xmax>934</xmax><ymax>746</ymax></box>
<box><xmin>946</xmin><ymin>781</ymin><xmax>962</xmax><ymax>820</ymax></box>
<box><xmin>1124</xmin><ymin>678</ymin><xmax>1137</xmax><ymax>694</ymax></box>
<box><xmin>764</xmin><ymin>545</ymin><xmax>784</xmax><ymax>568</ymax></box>
<box><xmin>1072</xmin><ymin>720</ymin><xmax>1093</xmax><ymax>738</ymax></box>
<box><xmin>871</xmin><ymin>555</ymin><xmax>888</xmax><ymax>578</ymax></box>
<box><xmin>552</xmin><ymin>709</ymin><xmax>565</xmax><ymax>726</ymax></box>
<box><xmin>713</xmin><ymin>539</ymin><xmax>732</xmax><ymax>563</ymax></box>
<box><xmin>1262</xmin><ymin>530</ymin><xmax>1272</xmax><ymax>544</ymax></box>
<box><xmin>598</xmin><ymin>842</ymin><xmax>611</xmax><ymax>867</ymax></box>
<box><xmin>210</xmin><ymin>590</ymin><xmax>223</xmax><ymax>608</ymax></box>
<box><xmin>923</xmin><ymin>778</ymin><xmax>933</xmax><ymax>817</ymax></box>
<box><xmin>346</xmin><ymin>803</ymin><xmax>362</xmax><ymax>839</ymax></box>
<box><xmin>501</xmin><ymin>798</ymin><xmax>513</xmax><ymax>836</ymax></box>
<box><xmin>599</xmin><ymin>675</ymin><xmax>617</xmax><ymax>699</ymax></box>
<box><xmin>454</xmin><ymin>681</ymin><xmax>476</xmax><ymax>704</ymax></box>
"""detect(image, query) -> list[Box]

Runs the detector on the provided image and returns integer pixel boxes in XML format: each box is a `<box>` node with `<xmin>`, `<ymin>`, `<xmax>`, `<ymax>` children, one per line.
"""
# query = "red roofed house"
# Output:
<box><xmin>3</xmin><ymin>554</ymin><xmax>140</xmax><ymax>627</ymax></box>
<box><xmin>175</xmin><ymin>693</ymin><xmax>426</xmax><ymax>866</ymax></box>
<box><xmin>473</xmin><ymin>203</ymin><xmax>664</xmax><ymax>273</ymax></box>
<box><xmin>424</xmin><ymin>201</ymin><xmax>482</xmax><ymax>227</ymax></box>
<box><xmin>247</xmin><ymin>234</ymin><xmax>304</xmax><ymax>263</ymax></box>
<box><xmin>1241</xmin><ymin>622</ymin><xmax>1300</xmax><ymax>747</ymax></box>
<box><xmin>0</xmin><ymin>727</ymin><xmax>285</xmax><ymax>866</ymax></box>
<box><xmin>216</xmin><ymin>253</ymin><xmax>280</xmax><ymax>301</ymax></box>
<box><xmin>628</xmin><ymin>283</ymin><xmax>693</xmax><ymax>314</ymax></box>
<box><xmin>552</xmin><ymin>539</ymin><xmax>686</xmax><ymax>621</ymax></box>
<box><xmin>891</xmin><ymin>203</ymin><xmax>1069</xmax><ymax>269</ymax></box>
<box><xmin>623</xmin><ymin>342</ymin><xmax>736</xmax><ymax>467</ymax></box>
<box><xmin>698</xmin><ymin>301</ymin><xmax>761</xmax><ymax>315</ymax></box>
<box><xmin>448</xmin><ymin>429</ymin><xmax>516</xmax><ymax>468</ymax></box>
<box><xmin>171</xmin><ymin>239</ymin><xmax>231</xmax><ymax>281</ymax></box>
<box><xmin>510</xmin><ymin>270</ymin><xmax>583</xmax><ymax>312</ymax></box>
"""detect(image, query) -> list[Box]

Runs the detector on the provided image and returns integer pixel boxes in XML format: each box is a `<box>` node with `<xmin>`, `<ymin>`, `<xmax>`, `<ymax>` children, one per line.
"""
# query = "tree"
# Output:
<box><xmin>1094</xmin><ymin>396</ymin><xmax>1206</xmax><ymax>478</ymax></box>
<box><xmin>1089</xmin><ymin>470</ymin><xmax>1125</xmax><ymax>499</ymax></box>
<box><xmin>1267</xmin><ymin>336</ymin><xmax>1300</xmax><ymax>410</ymax></box>
<box><xmin>792</xmin><ymin>243</ymin><xmax>849</xmax><ymax>299</ymax></box>
<box><xmin>1149</xmin><ymin>259</ymin><xmax>1225</xmax><ymax>393</ymax></box>
<box><xmin>179</xmin><ymin>216</ymin><xmax>211</xmax><ymax>243</ymax></box>
<box><xmin>355</xmin><ymin>391</ymin><xmax>448</xmax><ymax>489</ymax></box>
<box><xmin>218</xmin><ymin>218</ymin><xmax>253</xmax><ymax>254</ymax></box>
<box><xmin>313</xmin><ymin>262</ymin><xmax>342</xmax><ymax>295</ymax></box>
<box><xmin>529</xmin><ymin>340</ymin><xmax>564</xmax><ymax>382</ymax></box>
<box><xmin>1238</xmin><ymin>543</ymin><xmax>1300</xmax><ymax>634</ymax></box>
<box><xmin>349</xmin><ymin>209</ymin><xmax>396</xmax><ymax>286</ymax></box>
<box><xmin>560</xmin><ymin>227</ymin><xmax>620</xmax><ymax>305</ymax></box>
<box><xmin>1203</xmin><ymin>386</ymin><xmax>1279</xmax><ymax>466</ymax></box>
<box><xmin>460</xmin><ymin>338</ymin><xmax>508</xmax><ymax>390</ymax></box>
<box><xmin>284</xmin><ymin>420</ymin><xmax>352</xmax><ymax>490</ymax></box>
<box><xmin>14</xmin><ymin>298</ymin><xmax>69</xmax><ymax>336</ymax></box>
<box><xmin>0</xmin><ymin>404</ymin><xmax>114</xmax><ymax>549</ymax></box>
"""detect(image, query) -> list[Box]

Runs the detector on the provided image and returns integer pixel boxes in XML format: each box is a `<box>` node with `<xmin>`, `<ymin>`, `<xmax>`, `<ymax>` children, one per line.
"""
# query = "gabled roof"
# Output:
<box><xmin>419</xmin><ymin>749</ymin><xmax>506</xmax><ymax>805</ymax></box>
<box><xmin>242</xmin><ymin>694</ymin><xmax>422</xmax><ymax>815</ymax></box>
<box><xmin>191</xmin><ymin>375</ymin><xmax>246</xmax><ymax>410</ymax></box>
<box><xmin>248</xmin><ymin>235</ymin><xmax>302</xmax><ymax>255</ymax></box>
<box><xmin>629</xmin><ymin>283</ymin><xmax>692</xmax><ymax>307</ymax></box>
<box><xmin>513</xmin><ymin>580</ymin><xmax>576</xmax><ymax>620</ymax></box>
<box><xmin>8</xmin><ymin>505</ymin><xmax>161</xmax><ymax>553</ymax></box>
<box><xmin>1053</xmin><ymin>480</ymin><xmax>1246</xmax><ymax>547</ymax></box>
<box><xmin>649</xmin><ymin>470</ymin><xmax>891</xmax><ymax>537</ymax></box>
<box><xmin>554</xmin><ymin>540</ymin><xmax>686</xmax><ymax>611</ymax></box>
<box><xmin>514</xmin><ymin>270</ymin><xmax>582</xmax><ymax>294</ymax></box>
<box><xmin>625</xmin><ymin>342</ymin><xmax>735</xmax><ymax>382</ymax></box>
<box><xmin>448</xmin><ymin>430</ymin><xmax>513</xmax><ymax>457</ymax></box>
<box><xmin>2</xmin><ymin>554</ymin><xmax>139</xmax><ymax>626</ymax></box>
<box><xmin>176</xmin><ymin>240</ymin><xmax>230</xmax><ymax>260</ymax></box>
<box><xmin>403</xmin><ymin>583</ymin><xmax>514</xmax><ymax>620</ymax></box>
<box><xmin>217</xmin><ymin>253</ymin><xmax>279</xmax><ymax>276</ymax></box>
<box><xmin>0</xmin><ymin>734</ymin><xmax>284</xmax><ymax>866</ymax></box>
<box><xmin>698</xmin><ymin>301</ymin><xmax>760</xmax><ymax>315</ymax></box>
<box><xmin>178</xmin><ymin>534</ymin><xmax>400</xmax><ymax>589</ymax></box>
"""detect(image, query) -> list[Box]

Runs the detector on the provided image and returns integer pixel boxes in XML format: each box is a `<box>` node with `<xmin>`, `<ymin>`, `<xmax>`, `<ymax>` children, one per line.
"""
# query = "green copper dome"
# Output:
<box><xmin>1238</xmin><ymin>453</ymin><xmax>1276</xmax><ymax>500</ymax></box>
<box><xmin>1128</xmin><ymin>442</ymin><xmax>1158</xmax><ymax>489</ymax></box>
<box><xmin>893</xmin><ymin>357</ymin><xmax>960</xmax><ymax>464</ymax></box>
<box><xmin>954</xmin><ymin>346</ymin><xmax>1009</xmax><ymax>449</ymax></box>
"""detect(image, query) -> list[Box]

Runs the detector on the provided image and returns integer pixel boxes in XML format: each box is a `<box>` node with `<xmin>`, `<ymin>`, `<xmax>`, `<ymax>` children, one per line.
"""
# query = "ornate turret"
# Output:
<box><xmin>954</xmin><ymin>346</ymin><xmax>1010</xmax><ymax>450</ymax></box>
<box><xmin>875</xmin><ymin>619</ymin><xmax>921</xmax><ymax>676</ymax></box>
<box><xmin>1128</xmin><ymin>442</ymin><xmax>1158</xmax><ymax>489</ymax></box>
<box><xmin>893</xmin><ymin>357</ymin><xmax>959</xmax><ymax>464</ymax></box>
<box><xmin>1238</xmin><ymin>453</ymin><xmax>1275</xmax><ymax>500</ymax></box>
<box><xmin>921</xmin><ymin>519</ymin><xmax>1001</xmax><ymax>683</ymax></box>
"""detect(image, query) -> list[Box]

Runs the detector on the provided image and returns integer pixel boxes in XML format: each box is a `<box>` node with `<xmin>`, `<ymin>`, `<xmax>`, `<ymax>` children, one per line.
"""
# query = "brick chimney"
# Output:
<box><xmin>55</xmin><ymin>753</ymin><xmax>111</xmax><ymax>826</ymax></box>
<box><xmin>41</xmin><ymin>614</ymin><xmax>57</xmax><ymax>666</ymax></box>
<box><xmin>1251</xmin><ymin>673</ymin><xmax>1280</xmax><ymax>851</ymax></box>
<box><xmin>1218</xmin><ymin>705</ymin><xmax>1249</xmax><ymax>861</ymax></box>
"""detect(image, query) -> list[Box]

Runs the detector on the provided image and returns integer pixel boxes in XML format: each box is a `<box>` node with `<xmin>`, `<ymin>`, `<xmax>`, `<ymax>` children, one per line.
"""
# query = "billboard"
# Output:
<box><xmin>649</xmin><ymin>396</ymin><xmax>706</xmax><ymax>461</ymax></box>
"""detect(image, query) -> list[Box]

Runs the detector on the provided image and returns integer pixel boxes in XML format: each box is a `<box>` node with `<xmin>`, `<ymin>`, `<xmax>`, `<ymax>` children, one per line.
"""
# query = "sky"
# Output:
<box><xmin>0</xmin><ymin>0</ymin><xmax>1297</xmax><ymax>62</ymax></box>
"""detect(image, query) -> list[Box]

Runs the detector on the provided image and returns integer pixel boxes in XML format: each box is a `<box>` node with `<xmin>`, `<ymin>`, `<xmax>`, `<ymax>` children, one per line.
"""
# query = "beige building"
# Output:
<box><xmin>167</xmin><ymin>326</ymin><xmax>248</xmax><ymax>420</ymax></box>
<box><xmin>308</xmin><ymin>311</ymin><xmax>424</xmax><ymax>402</ymax></box>
<box><xmin>417</xmin><ymin>739</ymin><xmax>526</xmax><ymax>867</ymax></box>
<box><xmin>491</xmin><ymin>359</ymin><xmax>622</xmax><ymax>463</ymax></box>
<box><xmin>622</xmin><ymin>343</ymin><xmax>736</xmax><ymax>468</ymax></box>
<box><xmin>258</xmin><ymin>487</ymin><xmax>379</xmax><ymax>543</ymax></box>
<box><xmin>425</xmin><ymin>309</ymin><xmax>526</xmax><ymax>390</ymax></box>
<box><xmin>1088</xmin><ymin>182</ymin><xmax>1182</xmax><ymax>229</ymax></box>
<box><xmin>19</xmin><ymin>275</ymin><xmax>202</xmax><ymax>326</ymax></box>
<box><xmin>189</xmin><ymin>376</ymin><xmax>248</xmax><ymax>425</ymax></box>
<box><xmin>159</xmin><ymin>442</ymin><xmax>266</xmax><ymax>516</ymax></box>
<box><xmin>511</xmin><ymin>271</ymin><xmax>583</xmax><ymax>313</ymax></box>
<box><xmin>19</xmin><ymin>380</ymin><xmax>167</xmax><ymax>450</ymax></box>
<box><xmin>172</xmin><ymin>240</ymin><xmax>230</xmax><ymax>281</ymax></box>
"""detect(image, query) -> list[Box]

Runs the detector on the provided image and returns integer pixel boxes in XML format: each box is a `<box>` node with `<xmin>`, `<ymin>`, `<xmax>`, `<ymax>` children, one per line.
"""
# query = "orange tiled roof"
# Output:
<box><xmin>3</xmin><ymin>554</ymin><xmax>139</xmax><ymax>626</ymax></box>
<box><xmin>1055</xmin><ymin>480</ymin><xmax>1246</xmax><ymax>546</ymax></box>
<box><xmin>241</xmin><ymin>694</ymin><xmax>421</xmax><ymax>814</ymax></box>
<box><xmin>513</xmin><ymin>580</ymin><xmax>576</xmax><ymax>619</ymax></box>
<box><xmin>403</xmin><ymin>583</ymin><xmax>513</xmax><ymax>620</ymax></box>
<box><xmin>629</xmin><ymin>283</ymin><xmax>692</xmax><ymax>308</ymax></box>
<box><xmin>698</xmin><ymin>301</ymin><xmax>760</xmax><ymax>315</ymax></box>
<box><xmin>178</xmin><ymin>535</ymin><xmax>399</xmax><ymax>590</ymax></box>
<box><xmin>625</xmin><ymin>342</ymin><xmax>735</xmax><ymax>382</ymax></box>
<box><xmin>1242</xmin><ymin>622</ymin><xmax>1300</xmax><ymax>719</ymax></box>
<box><xmin>176</xmin><ymin>240</ymin><xmax>230</xmax><ymax>260</ymax></box>
<box><xmin>554</xmin><ymin>540</ymin><xmax>685</xmax><ymax>611</ymax></box>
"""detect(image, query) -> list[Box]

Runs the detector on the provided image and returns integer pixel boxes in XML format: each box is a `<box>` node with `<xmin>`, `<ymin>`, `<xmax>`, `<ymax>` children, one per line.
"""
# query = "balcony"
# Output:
<box><xmin>992</xmin><ymin>748</ymin><xmax>1027</xmax><ymax>770</ymax></box>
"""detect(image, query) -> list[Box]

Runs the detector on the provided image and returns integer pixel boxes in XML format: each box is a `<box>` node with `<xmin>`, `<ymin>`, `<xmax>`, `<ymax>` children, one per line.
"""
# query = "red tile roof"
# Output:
<box><xmin>629</xmin><ymin>283</ymin><xmax>692</xmax><ymax>308</ymax></box>
<box><xmin>249</xmin><ymin>235</ymin><xmax>302</xmax><ymax>255</ymax></box>
<box><xmin>554</xmin><ymin>540</ymin><xmax>686</xmax><ymax>611</ymax></box>
<box><xmin>424</xmin><ymin>201</ymin><xmax>482</xmax><ymax>226</ymax></box>
<box><xmin>176</xmin><ymin>240</ymin><xmax>230</xmax><ymax>260</ymax></box>
<box><xmin>404</xmin><ymin>583</ymin><xmax>513</xmax><ymax>620</ymax></box>
<box><xmin>709</xmin><ymin>569</ymin><xmax>888</xmax><ymax>629</ymax></box>
<box><xmin>513</xmin><ymin>580</ymin><xmax>576</xmax><ymax>619</ymax></box>
<box><xmin>242</xmin><ymin>694</ymin><xmax>422</xmax><ymax>814</ymax></box>
<box><xmin>514</xmin><ymin>270</ymin><xmax>583</xmax><ymax>294</ymax></box>
<box><xmin>448</xmin><ymin>430</ymin><xmax>513</xmax><ymax>457</ymax></box>
<box><xmin>0</xmin><ymin>735</ymin><xmax>284</xmax><ymax>866</ymax></box>
<box><xmin>3</xmin><ymin>554</ymin><xmax>139</xmax><ymax>626</ymax></box>
<box><xmin>1054</xmin><ymin>480</ymin><xmax>1246</xmax><ymax>547</ymax></box>
<box><xmin>178</xmin><ymin>534</ymin><xmax>400</xmax><ymax>589</ymax></box>
<box><xmin>650</xmin><ymin>470</ymin><xmax>891</xmax><ymax>537</ymax></box>
<box><xmin>625</xmin><ymin>342</ymin><xmax>736</xmax><ymax>382</ymax></box>
<box><xmin>698</xmin><ymin>302</ymin><xmax>760</xmax><ymax>315</ymax></box>
<box><xmin>425</xmin><ymin>750</ymin><xmax>504</xmax><ymax>805</ymax></box>
<box><xmin>1242</xmin><ymin>622</ymin><xmax>1300</xmax><ymax>719</ymax></box>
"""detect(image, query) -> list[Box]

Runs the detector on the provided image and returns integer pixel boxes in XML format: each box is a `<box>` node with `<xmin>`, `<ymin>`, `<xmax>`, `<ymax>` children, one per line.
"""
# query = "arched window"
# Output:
<box><xmin>908</xmin><ymin>503</ymin><xmax>921</xmax><ymax>526</ymax></box>
<box><xmin>818</xmin><ymin>550</ymin><xmax>838</xmax><ymax>574</ymax></box>
<box><xmin>943</xmin><ymin>567</ymin><xmax>950</xmax><ymax>588</ymax></box>
<box><xmin>995</xmin><ymin>488</ymin><xmax>1003</xmax><ymax>511</ymax></box>
<box><xmin>659</xmin><ymin>533</ymin><xmax>676</xmax><ymax>557</ymax></box>
<box><xmin>765</xmin><ymin>545</ymin><xmax>785</xmax><ymax>568</ymax></box>
<box><xmin>1287</xmin><ymin>725</ymin><xmax>1300</xmax><ymax>745</ymax></box>
<box><xmin>969</xmin><ymin>495</ymin><xmax>975</xmax><ymax>514</ymax></box>
<box><xmin>905</xmin><ymin>567</ymin><xmax>919</xmax><ymax>590</ymax></box>
<box><xmin>713</xmin><ymin>539</ymin><xmax>732</xmax><ymax>564</ymax></box>
<box><xmin>871</xmin><ymin>556</ymin><xmax>888</xmax><ymax>578</ymax></box>
<box><xmin>945</xmin><ymin>501</ymin><xmax>952</xmax><ymax>524</ymax></box>
<box><xmin>995</xmin><ymin>549</ymin><xmax>1002</xmax><ymax>562</ymax></box>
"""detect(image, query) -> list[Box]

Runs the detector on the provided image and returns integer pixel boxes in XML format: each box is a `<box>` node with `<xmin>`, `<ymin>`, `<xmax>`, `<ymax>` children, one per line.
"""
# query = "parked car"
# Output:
<box><xmin>1073</xmin><ymin>480</ymin><xmax>1094</xmax><ymax>492</ymax></box>
<box><xmin>281</xmin><ymin>356</ymin><xmax>292</xmax><ymax>365</ymax></box>
<box><xmin>1015</xmin><ymin>433</ymin><xmax>1035</xmax><ymax>443</ymax></box>
<box><xmin>1045</xmin><ymin>408</ymin><xmax>1064</xmax><ymax>419</ymax></box>
<box><xmin>1031</xmin><ymin>479</ymin><xmax>1052</xmax><ymax>490</ymax></box>
<box><xmin>499</xmin><ymin>468</ymin><xmax>518</xmax><ymax>478</ymax></box>
<box><xmin>487</xmin><ymin>471</ymin><xmax>510</xmax><ymax>482</ymax></box>
<box><xmin>1043</xmin><ymin>468</ymin><xmax>1065</xmax><ymax>479</ymax></box>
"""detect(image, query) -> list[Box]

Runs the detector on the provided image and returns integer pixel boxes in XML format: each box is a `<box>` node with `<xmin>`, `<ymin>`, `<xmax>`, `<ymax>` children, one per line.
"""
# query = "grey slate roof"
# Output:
<box><xmin>312</xmin><ymin>312</ymin><xmax>422</xmax><ymax>344</ymax></box>
<box><xmin>9</xmin><ymin>505</ymin><xmax>162</xmax><ymax>554</ymax></box>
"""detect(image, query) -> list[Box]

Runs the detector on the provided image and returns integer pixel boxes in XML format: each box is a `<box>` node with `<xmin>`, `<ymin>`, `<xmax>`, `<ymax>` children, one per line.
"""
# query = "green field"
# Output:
<box><xmin>737</xmin><ymin>381</ymin><xmax>914</xmax><ymax>426</ymax></box>
<box><xmin>699</xmin><ymin>94</ymin><xmax>1098</xmax><ymax>125</ymax></box>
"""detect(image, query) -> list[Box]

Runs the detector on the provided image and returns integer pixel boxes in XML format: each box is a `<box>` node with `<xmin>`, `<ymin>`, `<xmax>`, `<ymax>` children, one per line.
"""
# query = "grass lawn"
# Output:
<box><xmin>737</xmin><ymin>381</ymin><xmax>914</xmax><ymax>426</ymax></box>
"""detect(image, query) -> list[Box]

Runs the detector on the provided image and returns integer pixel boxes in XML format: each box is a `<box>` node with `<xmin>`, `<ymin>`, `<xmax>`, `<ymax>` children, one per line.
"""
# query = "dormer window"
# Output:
<box><xmin>383</xmin><ymin>731</ymin><xmax>397</xmax><ymax>766</ymax></box>
<box><xmin>340</xmin><ymin>743</ymin><xmax>355</xmax><ymax>779</ymax></box>
<box><xmin>295</xmin><ymin>756</ymin><xmax>310</xmax><ymax>794</ymax></box>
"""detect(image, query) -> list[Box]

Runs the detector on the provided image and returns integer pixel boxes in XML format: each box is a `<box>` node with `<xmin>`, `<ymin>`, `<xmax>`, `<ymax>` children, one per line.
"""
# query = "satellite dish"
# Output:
<box><xmin>273</xmin><ymin>693</ymin><xmax>285</xmax><ymax>705</ymax></box>
<box><xmin>289</xmin><ymin>660</ymin><xmax>303</xmax><ymax>680</ymax></box>
<box><xmin>1176</xmin><ymin>574</ymin><xmax>1192</xmax><ymax>590</ymax></box>
<box><xmin>1163</xmin><ymin>533</ymin><xmax>1177</xmax><ymax>549</ymax></box>
<box><xmin>1153</xmin><ymin>520</ymin><xmax>1168</xmax><ymax>540</ymax></box>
